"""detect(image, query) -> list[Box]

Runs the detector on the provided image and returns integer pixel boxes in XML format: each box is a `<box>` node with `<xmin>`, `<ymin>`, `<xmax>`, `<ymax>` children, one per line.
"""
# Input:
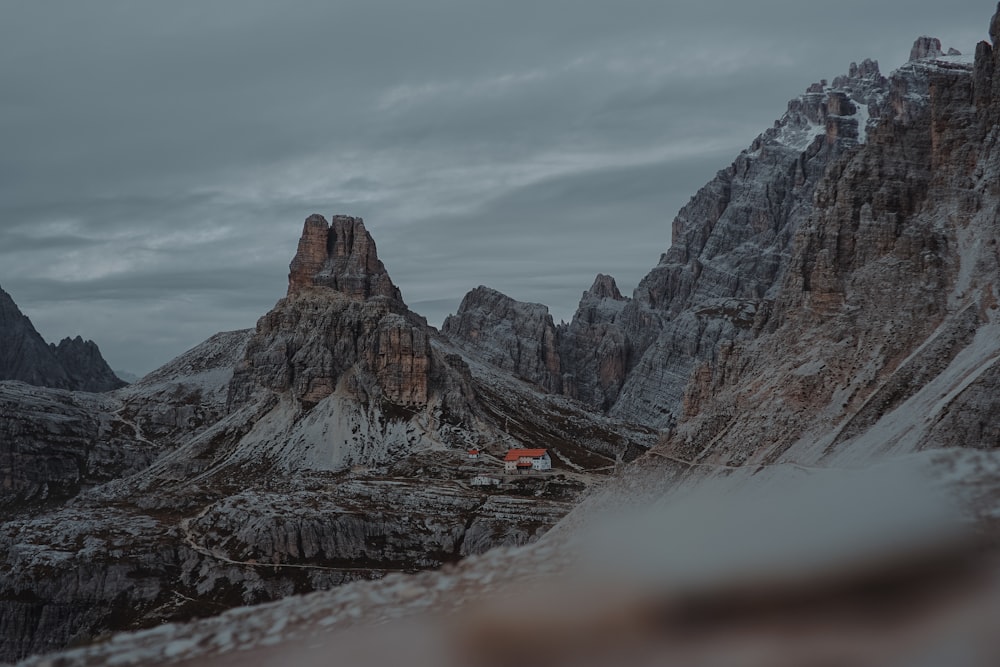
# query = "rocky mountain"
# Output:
<box><xmin>441</xmin><ymin>286</ymin><xmax>562</xmax><ymax>393</ymax></box>
<box><xmin>558</xmin><ymin>274</ymin><xmax>631</xmax><ymax>411</ymax></box>
<box><xmin>444</xmin><ymin>54</ymin><xmax>893</xmax><ymax>427</ymax></box>
<box><xmin>0</xmin><ymin>285</ymin><xmax>125</xmax><ymax>392</ymax></box>
<box><xmin>659</xmin><ymin>30</ymin><xmax>1000</xmax><ymax>469</ymax></box>
<box><xmin>0</xmin><ymin>215</ymin><xmax>652</xmax><ymax>664</ymax></box>
<box><xmin>50</xmin><ymin>336</ymin><xmax>127</xmax><ymax>393</ymax></box>
<box><xmin>10</xmin><ymin>5</ymin><xmax>1000</xmax><ymax>665</ymax></box>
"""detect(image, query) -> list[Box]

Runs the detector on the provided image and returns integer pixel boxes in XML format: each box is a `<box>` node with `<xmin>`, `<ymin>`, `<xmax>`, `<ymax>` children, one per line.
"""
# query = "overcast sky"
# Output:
<box><xmin>1</xmin><ymin>1</ymin><xmax>993</xmax><ymax>375</ymax></box>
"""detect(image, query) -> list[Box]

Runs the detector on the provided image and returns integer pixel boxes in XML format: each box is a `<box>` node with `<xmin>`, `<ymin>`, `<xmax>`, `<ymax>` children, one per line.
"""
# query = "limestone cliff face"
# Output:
<box><xmin>558</xmin><ymin>274</ymin><xmax>630</xmax><ymax>411</ymax></box>
<box><xmin>662</xmin><ymin>23</ymin><xmax>1000</xmax><ymax>467</ymax></box>
<box><xmin>443</xmin><ymin>59</ymin><xmax>892</xmax><ymax>423</ymax></box>
<box><xmin>236</xmin><ymin>214</ymin><xmax>446</xmax><ymax>410</ymax></box>
<box><xmin>221</xmin><ymin>213</ymin><xmax>484</xmax><ymax>475</ymax></box>
<box><xmin>603</xmin><ymin>58</ymin><xmax>891</xmax><ymax>427</ymax></box>
<box><xmin>231</xmin><ymin>292</ymin><xmax>432</xmax><ymax>408</ymax></box>
<box><xmin>287</xmin><ymin>214</ymin><xmax>402</xmax><ymax>301</ymax></box>
<box><xmin>441</xmin><ymin>286</ymin><xmax>562</xmax><ymax>393</ymax></box>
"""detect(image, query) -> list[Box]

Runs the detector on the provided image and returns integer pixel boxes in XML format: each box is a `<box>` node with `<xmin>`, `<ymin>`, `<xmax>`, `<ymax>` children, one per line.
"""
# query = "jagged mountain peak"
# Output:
<box><xmin>216</xmin><ymin>217</ymin><xmax>490</xmax><ymax>475</ymax></box>
<box><xmin>50</xmin><ymin>335</ymin><xmax>126</xmax><ymax>392</ymax></box>
<box><xmin>287</xmin><ymin>213</ymin><xmax>402</xmax><ymax>301</ymax></box>
<box><xmin>846</xmin><ymin>58</ymin><xmax>883</xmax><ymax>80</ymax></box>
<box><xmin>910</xmin><ymin>35</ymin><xmax>945</xmax><ymax>61</ymax></box>
<box><xmin>909</xmin><ymin>35</ymin><xmax>961</xmax><ymax>62</ymax></box>
<box><xmin>442</xmin><ymin>286</ymin><xmax>561</xmax><ymax>393</ymax></box>
<box><xmin>0</xmin><ymin>284</ymin><xmax>124</xmax><ymax>392</ymax></box>
<box><xmin>585</xmin><ymin>273</ymin><xmax>626</xmax><ymax>302</ymax></box>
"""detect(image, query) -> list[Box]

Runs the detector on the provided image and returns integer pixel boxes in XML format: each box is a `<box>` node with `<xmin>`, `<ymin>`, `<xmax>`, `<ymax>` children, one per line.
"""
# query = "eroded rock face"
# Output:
<box><xmin>558</xmin><ymin>274</ymin><xmax>630</xmax><ymax>411</ymax></box>
<box><xmin>0</xmin><ymin>384</ymin><xmax>158</xmax><ymax>510</ymax></box>
<box><xmin>599</xmin><ymin>58</ymin><xmax>891</xmax><ymax>427</ymax></box>
<box><xmin>439</xmin><ymin>59</ymin><xmax>893</xmax><ymax>426</ymax></box>
<box><xmin>910</xmin><ymin>36</ymin><xmax>944</xmax><ymax>61</ymax></box>
<box><xmin>442</xmin><ymin>286</ymin><xmax>562</xmax><ymax>393</ymax></box>
<box><xmin>662</xmin><ymin>32</ymin><xmax>997</xmax><ymax>467</ymax></box>
<box><xmin>230</xmin><ymin>292</ymin><xmax>433</xmax><ymax>408</ymax></box>
<box><xmin>248</xmin><ymin>214</ymin><xmax>445</xmax><ymax>412</ymax></box>
<box><xmin>287</xmin><ymin>214</ymin><xmax>402</xmax><ymax>301</ymax></box>
<box><xmin>214</xmin><ymin>215</ymin><xmax>492</xmax><ymax>477</ymax></box>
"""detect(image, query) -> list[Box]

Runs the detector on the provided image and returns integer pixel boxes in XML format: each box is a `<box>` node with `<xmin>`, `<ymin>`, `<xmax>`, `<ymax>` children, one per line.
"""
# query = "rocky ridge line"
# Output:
<box><xmin>0</xmin><ymin>285</ymin><xmax>125</xmax><ymax>393</ymax></box>
<box><xmin>444</xmin><ymin>56</ymin><xmax>893</xmax><ymax>427</ymax></box>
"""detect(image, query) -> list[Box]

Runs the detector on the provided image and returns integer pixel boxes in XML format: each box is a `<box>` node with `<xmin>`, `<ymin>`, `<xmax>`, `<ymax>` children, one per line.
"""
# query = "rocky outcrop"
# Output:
<box><xmin>230</xmin><ymin>292</ymin><xmax>433</xmax><ymax>409</ymax></box>
<box><xmin>910</xmin><ymin>36</ymin><xmax>945</xmax><ymax>61</ymax></box>
<box><xmin>442</xmin><ymin>57</ymin><xmax>893</xmax><ymax>425</ymax></box>
<box><xmin>442</xmin><ymin>286</ymin><xmax>562</xmax><ymax>393</ymax></box>
<box><xmin>558</xmin><ymin>274</ymin><xmax>630</xmax><ymax>410</ymax></box>
<box><xmin>236</xmin><ymin>215</ymin><xmax>452</xmax><ymax>413</ymax></box>
<box><xmin>0</xmin><ymin>285</ymin><xmax>125</xmax><ymax>392</ymax></box>
<box><xmin>207</xmin><ymin>215</ymin><xmax>493</xmax><ymax>478</ymax></box>
<box><xmin>287</xmin><ymin>214</ymin><xmax>402</xmax><ymax>301</ymax></box>
<box><xmin>436</xmin><ymin>57</ymin><xmax>893</xmax><ymax>426</ymax></box>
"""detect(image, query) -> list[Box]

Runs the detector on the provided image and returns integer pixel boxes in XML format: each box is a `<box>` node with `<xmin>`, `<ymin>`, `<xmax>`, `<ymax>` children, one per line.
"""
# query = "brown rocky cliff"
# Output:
<box><xmin>233</xmin><ymin>214</ymin><xmax>475</xmax><ymax>415</ymax></box>
<box><xmin>287</xmin><ymin>214</ymin><xmax>402</xmax><ymax>301</ymax></box>
<box><xmin>783</xmin><ymin>36</ymin><xmax>972</xmax><ymax>323</ymax></box>
<box><xmin>230</xmin><ymin>292</ymin><xmax>432</xmax><ymax>408</ymax></box>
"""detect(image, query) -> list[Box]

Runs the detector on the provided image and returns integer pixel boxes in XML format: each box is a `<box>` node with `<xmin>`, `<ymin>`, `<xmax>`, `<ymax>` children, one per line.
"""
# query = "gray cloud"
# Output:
<box><xmin>0</xmin><ymin>0</ymin><xmax>992</xmax><ymax>374</ymax></box>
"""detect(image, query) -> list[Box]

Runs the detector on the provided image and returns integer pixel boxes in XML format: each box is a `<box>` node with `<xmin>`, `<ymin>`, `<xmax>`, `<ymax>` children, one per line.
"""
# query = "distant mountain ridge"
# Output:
<box><xmin>0</xmin><ymin>285</ymin><xmax>125</xmax><ymax>392</ymax></box>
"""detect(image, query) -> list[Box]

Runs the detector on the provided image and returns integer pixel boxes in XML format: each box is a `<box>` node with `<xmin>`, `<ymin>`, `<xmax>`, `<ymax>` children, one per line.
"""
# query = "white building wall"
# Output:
<box><xmin>531</xmin><ymin>454</ymin><xmax>552</xmax><ymax>471</ymax></box>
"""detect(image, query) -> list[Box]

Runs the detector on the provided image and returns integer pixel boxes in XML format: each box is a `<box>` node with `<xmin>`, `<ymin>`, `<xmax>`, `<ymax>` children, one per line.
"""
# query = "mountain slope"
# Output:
<box><xmin>0</xmin><ymin>215</ymin><xmax>653</xmax><ymax>664</ymax></box>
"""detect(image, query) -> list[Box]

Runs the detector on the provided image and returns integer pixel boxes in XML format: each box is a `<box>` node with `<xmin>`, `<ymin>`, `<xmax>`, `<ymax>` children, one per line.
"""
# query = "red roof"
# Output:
<box><xmin>504</xmin><ymin>448</ymin><xmax>548</xmax><ymax>462</ymax></box>
<box><xmin>468</xmin><ymin>449</ymin><xmax>480</xmax><ymax>454</ymax></box>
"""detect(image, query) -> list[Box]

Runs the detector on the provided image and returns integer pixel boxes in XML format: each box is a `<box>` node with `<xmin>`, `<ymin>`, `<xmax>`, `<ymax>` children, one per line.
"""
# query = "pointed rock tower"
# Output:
<box><xmin>288</xmin><ymin>214</ymin><xmax>402</xmax><ymax>301</ymax></box>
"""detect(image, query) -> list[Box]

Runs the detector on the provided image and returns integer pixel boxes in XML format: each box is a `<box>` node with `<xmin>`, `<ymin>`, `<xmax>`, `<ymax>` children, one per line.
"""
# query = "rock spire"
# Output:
<box><xmin>287</xmin><ymin>214</ymin><xmax>402</xmax><ymax>301</ymax></box>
